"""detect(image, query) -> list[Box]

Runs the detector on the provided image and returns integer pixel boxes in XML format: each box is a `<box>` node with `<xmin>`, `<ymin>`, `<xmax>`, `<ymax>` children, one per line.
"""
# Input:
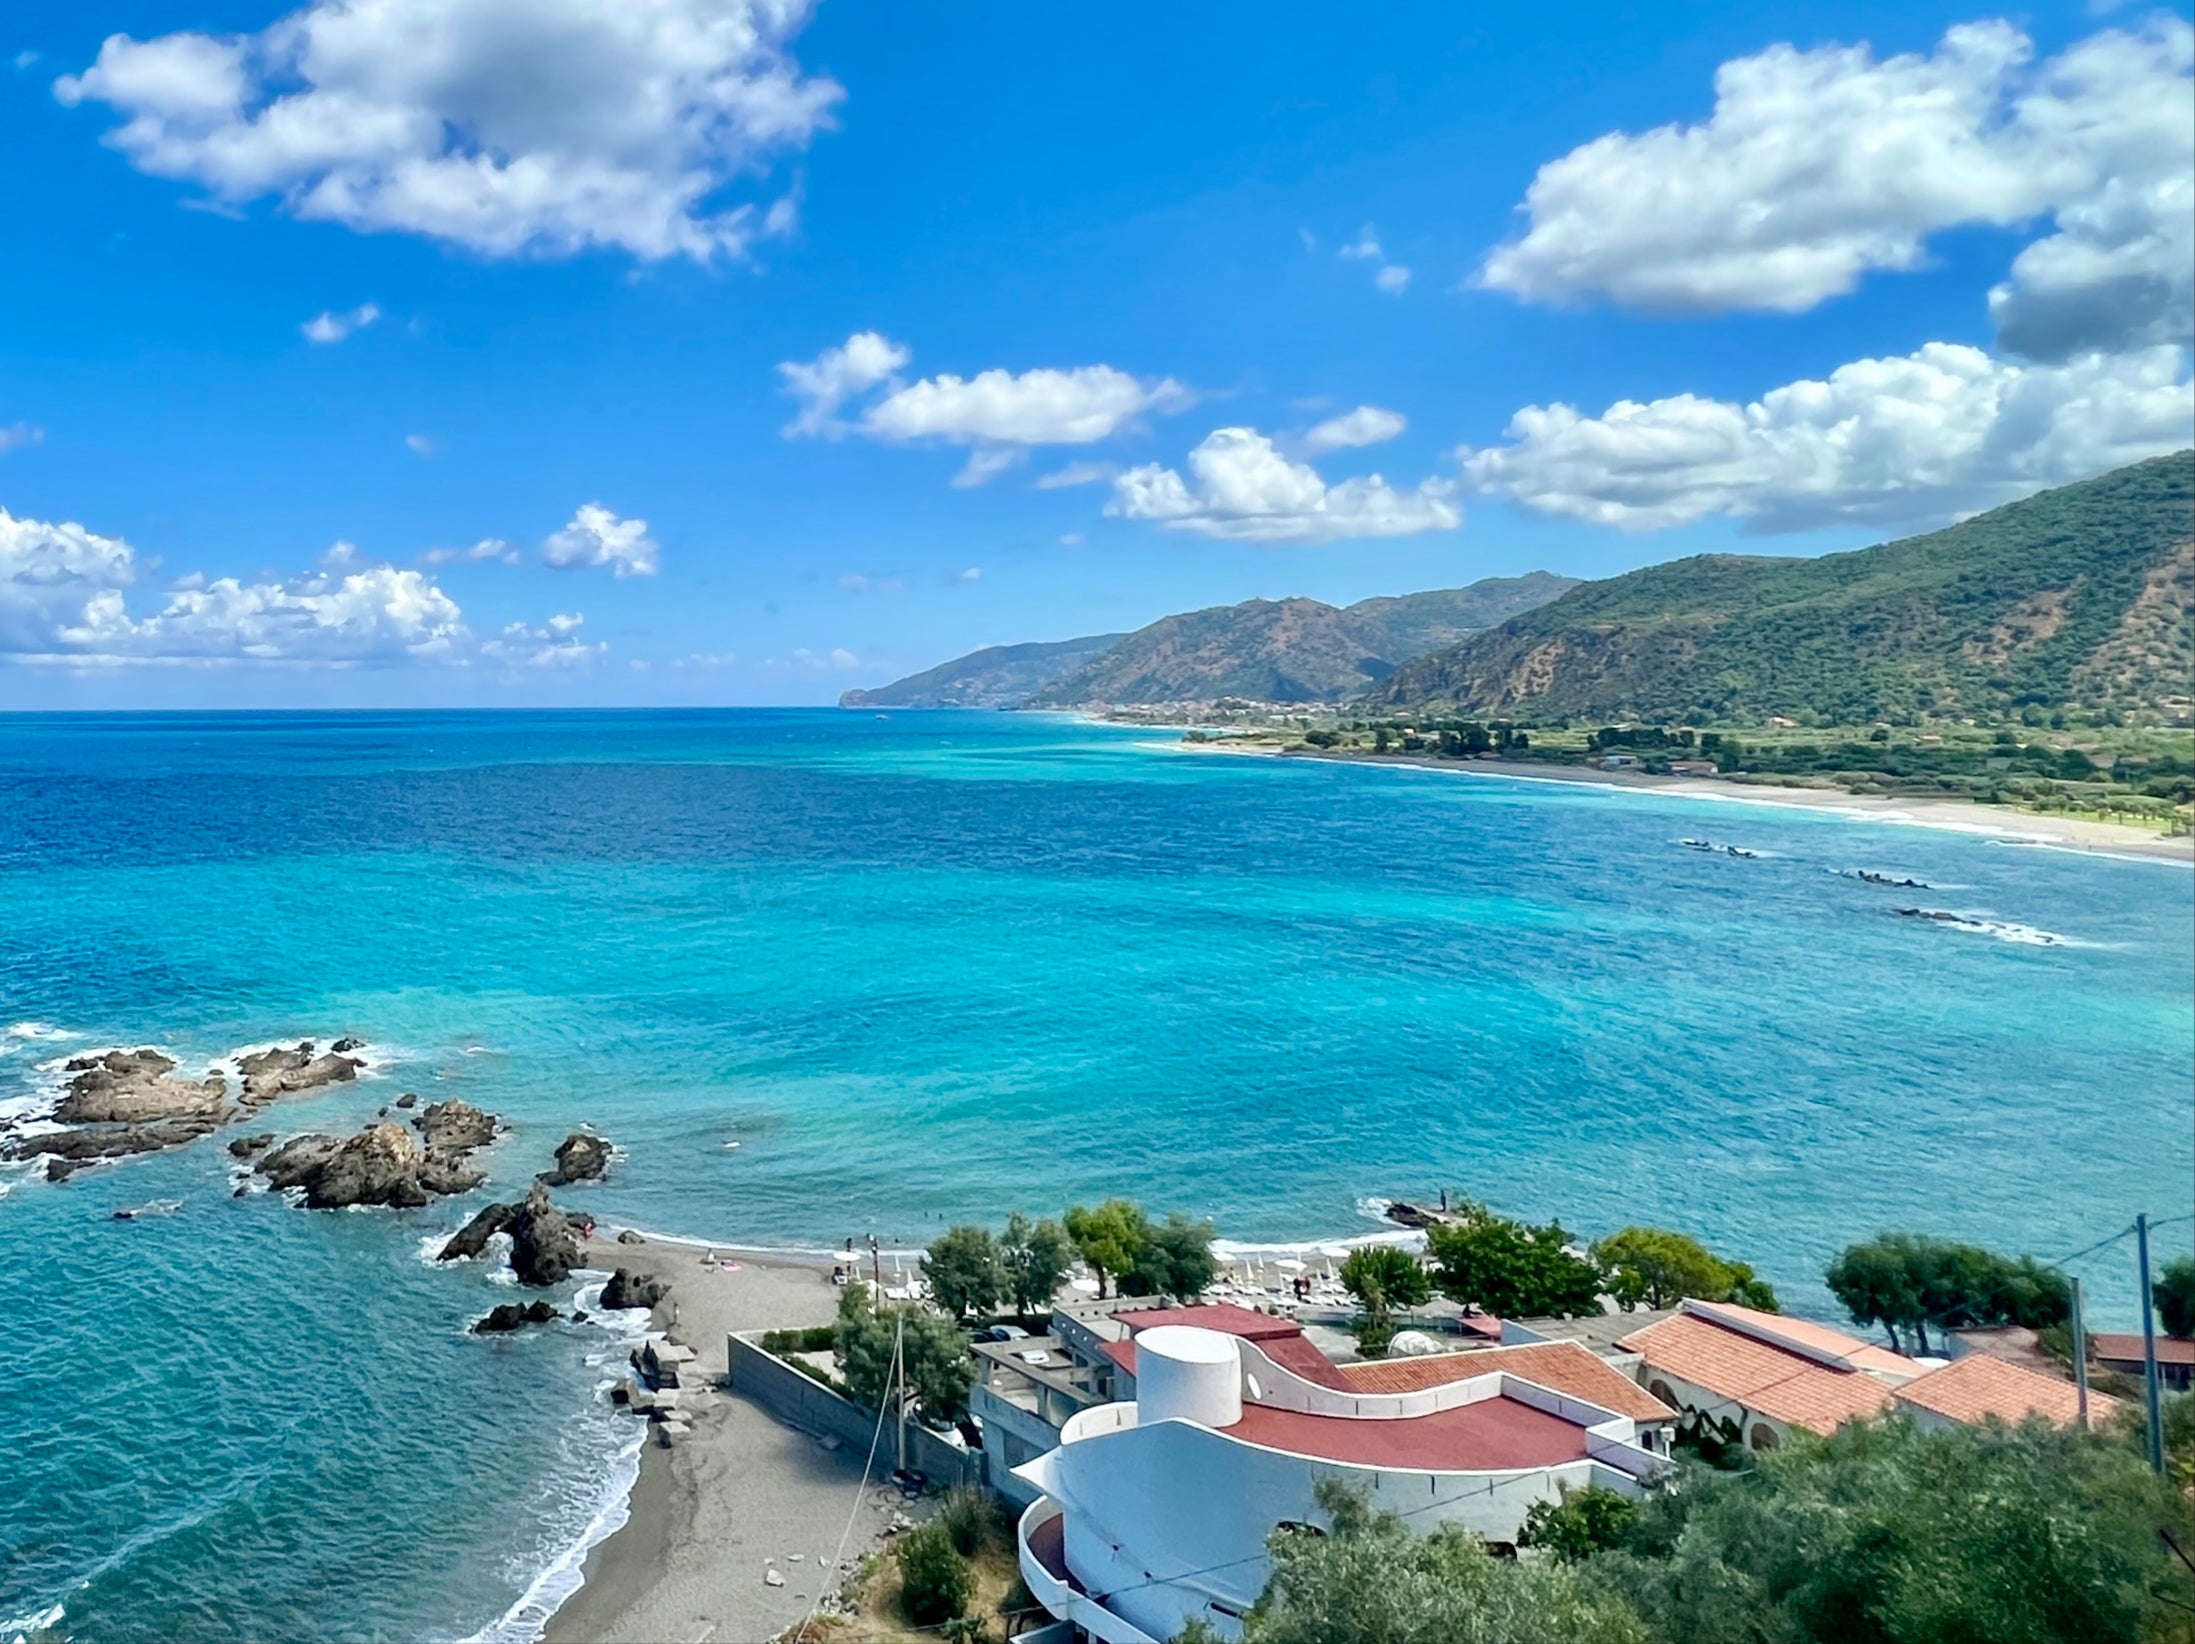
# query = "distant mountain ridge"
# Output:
<box><xmin>1371</xmin><ymin>453</ymin><xmax>2195</xmax><ymax>725</ymax></box>
<box><xmin>842</xmin><ymin>573</ymin><xmax>1578</xmax><ymax>711</ymax></box>
<box><xmin>840</xmin><ymin>633</ymin><xmax>1127</xmax><ymax>709</ymax></box>
<box><xmin>1022</xmin><ymin>573</ymin><xmax>1579</xmax><ymax>708</ymax></box>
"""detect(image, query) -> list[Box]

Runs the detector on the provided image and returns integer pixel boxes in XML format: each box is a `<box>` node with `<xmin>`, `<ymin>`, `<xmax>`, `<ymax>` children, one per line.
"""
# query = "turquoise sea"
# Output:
<box><xmin>2</xmin><ymin>709</ymin><xmax>2190</xmax><ymax>1642</ymax></box>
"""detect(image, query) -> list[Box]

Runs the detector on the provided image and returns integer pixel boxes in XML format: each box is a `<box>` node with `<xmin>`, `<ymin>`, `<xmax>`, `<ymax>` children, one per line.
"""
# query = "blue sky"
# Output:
<box><xmin>2</xmin><ymin>1</ymin><xmax>2189</xmax><ymax>707</ymax></box>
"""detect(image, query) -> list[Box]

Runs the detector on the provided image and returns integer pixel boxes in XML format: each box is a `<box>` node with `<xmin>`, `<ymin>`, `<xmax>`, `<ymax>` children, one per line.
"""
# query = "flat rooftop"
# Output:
<box><xmin>1227</xmin><ymin>1392</ymin><xmax>1590</xmax><ymax>1472</ymax></box>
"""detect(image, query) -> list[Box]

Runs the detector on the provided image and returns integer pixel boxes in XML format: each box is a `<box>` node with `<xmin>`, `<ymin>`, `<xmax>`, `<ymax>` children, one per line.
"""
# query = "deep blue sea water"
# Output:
<box><xmin>2</xmin><ymin>709</ymin><xmax>2190</xmax><ymax>1642</ymax></box>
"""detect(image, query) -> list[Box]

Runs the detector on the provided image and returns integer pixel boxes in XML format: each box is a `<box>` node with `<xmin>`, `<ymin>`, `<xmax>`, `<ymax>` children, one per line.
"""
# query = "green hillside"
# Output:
<box><xmin>1022</xmin><ymin>574</ymin><xmax>1578</xmax><ymax>708</ymax></box>
<box><xmin>1373</xmin><ymin>454</ymin><xmax>2195</xmax><ymax>725</ymax></box>
<box><xmin>839</xmin><ymin>632</ymin><xmax>1126</xmax><ymax>709</ymax></box>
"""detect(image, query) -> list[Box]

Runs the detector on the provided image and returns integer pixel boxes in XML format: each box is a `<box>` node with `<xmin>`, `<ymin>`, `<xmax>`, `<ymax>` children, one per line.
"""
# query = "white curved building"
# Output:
<box><xmin>1013</xmin><ymin>1323</ymin><xmax>1668</xmax><ymax>1644</ymax></box>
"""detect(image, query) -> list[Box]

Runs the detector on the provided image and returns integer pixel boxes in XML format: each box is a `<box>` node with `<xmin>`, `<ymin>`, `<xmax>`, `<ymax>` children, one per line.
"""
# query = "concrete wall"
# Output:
<box><xmin>726</xmin><ymin>1332</ymin><xmax>982</xmax><ymax>1490</ymax></box>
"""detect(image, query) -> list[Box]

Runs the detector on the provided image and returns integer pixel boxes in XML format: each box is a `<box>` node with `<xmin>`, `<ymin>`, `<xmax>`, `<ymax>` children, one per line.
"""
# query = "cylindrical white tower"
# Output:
<box><xmin>1133</xmin><ymin>1325</ymin><xmax>1243</xmax><ymax>1428</ymax></box>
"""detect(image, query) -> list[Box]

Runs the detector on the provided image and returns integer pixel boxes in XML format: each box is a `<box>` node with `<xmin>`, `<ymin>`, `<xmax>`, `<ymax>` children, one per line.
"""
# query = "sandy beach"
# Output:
<box><xmin>1175</xmin><ymin>741</ymin><xmax>2195</xmax><ymax>864</ymax></box>
<box><xmin>543</xmin><ymin>1234</ymin><xmax>908</xmax><ymax>1644</ymax></box>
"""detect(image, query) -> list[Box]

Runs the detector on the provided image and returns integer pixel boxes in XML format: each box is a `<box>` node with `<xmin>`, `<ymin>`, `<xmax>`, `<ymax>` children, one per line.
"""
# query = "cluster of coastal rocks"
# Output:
<box><xmin>7</xmin><ymin>1039</ymin><xmax>366</xmax><ymax>1182</ymax></box>
<box><xmin>246</xmin><ymin>1098</ymin><xmax>503</xmax><ymax>1210</ymax></box>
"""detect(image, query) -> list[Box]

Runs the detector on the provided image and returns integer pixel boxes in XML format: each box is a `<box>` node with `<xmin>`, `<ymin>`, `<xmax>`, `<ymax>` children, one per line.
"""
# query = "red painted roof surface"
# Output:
<box><xmin>1118</xmin><ymin>1303</ymin><xmax>1304</xmax><ymax>1340</ymax></box>
<box><xmin>1686</xmin><ymin>1300</ymin><xmax>1915</xmax><ymax>1376</ymax></box>
<box><xmin>1618</xmin><ymin>1312</ymin><xmax>1894</xmax><ymax>1436</ymax></box>
<box><xmin>1895</xmin><ymin>1353</ymin><xmax>2122</xmax><ymax>1427</ymax></box>
<box><xmin>1112</xmin><ymin>1305</ymin><xmax>1355</xmax><ymax>1389</ymax></box>
<box><xmin>1340</xmin><ymin>1341</ymin><xmax>1677</xmax><ymax>1424</ymax></box>
<box><xmin>2090</xmin><ymin>1333</ymin><xmax>2195</xmax><ymax>1366</ymax></box>
<box><xmin>1227</xmin><ymin>1393</ymin><xmax>1590</xmax><ymax>1471</ymax></box>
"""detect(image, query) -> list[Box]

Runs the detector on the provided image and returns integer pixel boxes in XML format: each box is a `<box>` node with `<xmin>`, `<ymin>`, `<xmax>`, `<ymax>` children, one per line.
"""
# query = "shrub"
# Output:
<box><xmin>898</xmin><ymin>1520</ymin><xmax>974</xmax><ymax>1626</ymax></box>
<box><xmin>935</xmin><ymin>1485</ymin><xmax>1002</xmax><ymax>1558</ymax></box>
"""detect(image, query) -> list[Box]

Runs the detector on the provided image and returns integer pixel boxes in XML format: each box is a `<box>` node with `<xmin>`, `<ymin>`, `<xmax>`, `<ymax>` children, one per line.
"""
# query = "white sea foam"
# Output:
<box><xmin>455</xmin><ymin>1425</ymin><xmax>646</xmax><ymax>1644</ymax></box>
<box><xmin>3</xmin><ymin>1599</ymin><xmax>67</xmax><ymax>1644</ymax></box>
<box><xmin>1897</xmin><ymin>909</ymin><xmax>2082</xmax><ymax>948</ymax></box>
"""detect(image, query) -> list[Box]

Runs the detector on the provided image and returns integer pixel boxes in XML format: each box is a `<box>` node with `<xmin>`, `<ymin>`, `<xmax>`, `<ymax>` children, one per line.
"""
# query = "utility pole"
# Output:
<box><xmin>869</xmin><ymin>1232</ymin><xmax>882</xmax><ymax>1292</ymax></box>
<box><xmin>2069</xmin><ymin>1275</ymin><xmax>2091</xmax><ymax>1433</ymax></box>
<box><xmin>2138</xmin><ymin>1212</ymin><xmax>2165</xmax><ymax>1475</ymax></box>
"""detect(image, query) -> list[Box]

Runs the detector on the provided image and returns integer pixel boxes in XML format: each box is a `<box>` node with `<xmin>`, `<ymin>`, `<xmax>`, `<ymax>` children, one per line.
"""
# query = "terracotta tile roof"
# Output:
<box><xmin>1618</xmin><ymin>1311</ymin><xmax>1895</xmax><ymax>1436</ymax></box>
<box><xmin>1894</xmin><ymin>1353</ymin><xmax>2121</xmax><ymax>1428</ymax></box>
<box><xmin>1685</xmin><ymin>1300</ymin><xmax>1915</xmax><ymax>1377</ymax></box>
<box><xmin>1339</xmin><ymin>1341</ymin><xmax>1677</xmax><ymax>1424</ymax></box>
<box><xmin>2090</xmin><ymin>1333</ymin><xmax>2195</xmax><ymax>1366</ymax></box>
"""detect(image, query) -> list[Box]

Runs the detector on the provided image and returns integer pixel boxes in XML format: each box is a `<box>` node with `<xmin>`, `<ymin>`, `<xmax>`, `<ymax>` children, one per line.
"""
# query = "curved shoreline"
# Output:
<box><xmin>1167</xmin><ymin>740</ymin><xmax>2195</xmax><ymax>865</ymax></box>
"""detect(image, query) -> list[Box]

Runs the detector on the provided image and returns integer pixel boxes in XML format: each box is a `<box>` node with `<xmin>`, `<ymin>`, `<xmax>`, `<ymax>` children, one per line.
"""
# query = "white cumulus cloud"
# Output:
<box><xmin>0</xmin><ymin>423</ymin><xmax>45</xmax><ymax>452</ymax></box>
<box><xmin>1374</xmin><ymin>264</ymin><xmax>1411</xmax><ymax>294</ymax></box>
<box><xmin>56</xmin><ymin>565</ymin><xmax>468</xmax><ymax>666</ymax></box>
<box><xmin>302</xmin><ymin>302</ymin><xmax>379</xmax><ymax>344</ymax></box>
<box><xmin>1109</xmin><ymin>427</ymin><xmax>1461</xmax><ymax>545</ymax></box>
<box><xmin>1460</xmin><ymin>341</ymin><xmax>2193</xmax><ymax>532</ymax></box>
<box><xmin>420</xmin><ymin>537</ymin><xmax>518</xmax><ymax>567</ymax></box>
<box><xmin>777</xmin><ymin>330</ymin><xmax>911</xmax><ymax>436</ymax></box>
<box><xmin>779</xmin><ymin>334</ymin><xmax>1192</xmax><ymax>485</ymax></box>
<box><xmin>55</xmin><ymin>0</ymin><xmax>841</xmax><ymax>262</ymax></box>
<box><xmin>481</xmin><ymin>610</ymin><xmax>603</xmax><ymax>668</ymax></box>
<box><xmin>1304</xmin><ymin>406</ymin><xmax>1407</xmax><ymax>454</ymax></box>
<box><xmin>543</xmin><ymin>503</ymin><xmax>658</xmax><ymax>577</ymax></box>
<box><xmin>1478</xmin><ymin>15</ymin><xmax>2194</xmax><ymax>355</ymax></box>
<box><xmin>1</xmin><ymin>506</ymin><xmax>139</xmax><ymax>652</ymax></box>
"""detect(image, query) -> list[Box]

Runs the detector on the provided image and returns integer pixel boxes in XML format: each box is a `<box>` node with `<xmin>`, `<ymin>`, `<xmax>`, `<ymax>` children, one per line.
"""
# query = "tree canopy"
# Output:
<box><xmin>1825</xmin><ymin>1233</ymin><xmax>2070</xmax><ymax>1354</ymax></box>
<box><xmin>1426</xmin><ymin>1202</ymin><xmax>1603</xmax><ymax>1319</ymax></box>
<box><xmin>1593</xmin><ymin>1227</ymin><xmax>1777</xmax><ymax>1312</ymax></box>
<box><xmin>1064</xmin><ymin>1199</ymin><xmax>1149</xmax><ymax>1299</ymax></box>
<box><xmin>1590</xmin><ymin>1418</ymin><xmax>2189</xmax><ymax>1644</ymax></box>
<box><xmin>1000</xmin><ymin>1212</ymin><xmax>1075</xmax><ymax>1319</ymax></box>
<box><xmin>922</xmin><ymin>1224</ymin><xmax>1004</xmax><ymax>1321</ymax></box>
<box><xmin>1236</xmin><ymin>1480</ymin><xmax>1649</xmax><ymax>1644</ymax></box>
<box><xmin>833</xmin><ymin>1287</ymin><xmax>974</xmax><ymax>1425</ymax></box>
<box><xmin>2154</xmin><ymin>1254</ymin><xmax>2195</xmax><ymax>1340</ymax></box>
<box><xmin>1126</xmin><ymin>1211</ymin><xmax>1219</xmax><ymax>1303</ymax></box>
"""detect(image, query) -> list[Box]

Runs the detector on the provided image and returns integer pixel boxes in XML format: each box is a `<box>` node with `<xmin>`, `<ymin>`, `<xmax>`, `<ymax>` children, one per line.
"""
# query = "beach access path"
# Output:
<box><xmin>545</xmin><ymin>1235</ymin><xmax>909</xmax><ymax>1644</ymax></box>
<box><xmin>1178</xmin><ymin>741</ymin><xmax>2195</xmax><ymax>864</ymax></box>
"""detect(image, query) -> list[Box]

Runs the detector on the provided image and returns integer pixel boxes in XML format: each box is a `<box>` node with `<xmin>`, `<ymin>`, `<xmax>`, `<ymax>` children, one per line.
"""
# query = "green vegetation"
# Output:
<box><xmin>833</xmin><ymin>1286</ymin><xmax>975</xmax><ymax>1425</ymax></box>
<box><xmin>1376</xmin><ymin>453</ymin><xmax>2195</xmax><ymax>728</ymax></box>
<box><xmin>1223</xmin><ymin>1422</ymin><xmax>2192</xmax><ymax>1644</ymax></box>
<box><xmin>1063</xmin><ymin>1199</ymin><xmax>1148</xmax><ymax>1299</ymax></box>
<box><xmin>1518</xmin><ymin>1485</ymin><xmax>1640</xmax><ymax>1564</ymax></box>
<box><xmin>999</xmin><ymin>1212</ymin><xmax>1075</xmax><ymax>1319</ymax></box>
<box><xmin>1825</xmin><ymin>1233</ymin><xmax>2071</xmax><ymax>1355</ymax></box>
<box><xmin>1232</xmin><ymin>1479</ymin><xmax>1651</xmax><ymax>1644</ymax></box>
<box><xmin>1593</xmin><ymin>1418</ymin><xmax>2189</xmax><ymax>1644</ymax></box>
<box><xmin>2156</xmin><ymin>1256</ymin><xmax>2195</xmax><ymax>1340</ymax></box>
<box><xmin>1594</xmin><ymin>1227</ymin><xmax>1777</xmax><ymax>1312</ymax></box>
<box><xmin>1340</xmin><ymin>1245</ymin><xmax>1433</xmax><ymax>1357</ymax></box>
<box><xmin>895</xmin><ymin>1520</ymin><xmax>975</xmax><ymax>1626</ymax></box>
<box><xmin>1126</xmin><ymin>1211</ymin><xmax>1220</xmax><ymax>1302</ymax></box>
<box><xmin>1426</xmin><ymin>1201</ymin><xmax>1604</xmax><ymax>1319</ymax></box>
<box><xmin>922</xmin><ymin>1225</ymin><xmax>1006</xmax><ymax>1321</ymax></box>
<box><xmin>757</xmin><ymin>1323</ymin><xmax>836</xmax><ymax>1356</ymax></box>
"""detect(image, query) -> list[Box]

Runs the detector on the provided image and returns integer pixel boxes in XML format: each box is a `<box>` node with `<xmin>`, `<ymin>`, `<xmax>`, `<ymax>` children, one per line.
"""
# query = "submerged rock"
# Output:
<box><xmin>394</xmin><ymin>1093</ymin><xmax>418</xmax><ymax>1110</ymax></box>
<box><xmin>538</xmin><ymin>1132</ymin><xmax>610</xmax><ymax>1188</ymax></box>
<box><xmin>473</xmin><ymin>1300</ymin><xmax>559</xmax><ymax>1334</ymax></box>
<box><xmin>601</xmin><ymin>1267</ymin><xmax>669</xmax><ymax>1313</ymax></box>
<box><xmin>503</xmin><ymin>1185</ymin><xmax>582</xmax><ymax>1287</ymax></box>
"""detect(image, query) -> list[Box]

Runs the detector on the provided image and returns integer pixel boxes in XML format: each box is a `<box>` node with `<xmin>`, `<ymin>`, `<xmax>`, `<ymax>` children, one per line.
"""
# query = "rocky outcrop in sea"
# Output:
<box><xmin>255</xmin><ymin>1098</ymin><xmax>501</xmax><ymax>1211</ymax></box>
<box><xmin>473</xmin><ymin>1300</ymin><xmax>559</xmax><ymax>1334</ymax></box>
<box><xmin>3</xmin><ymin>1039</ymin><xmax>368</xmax><ymax>1182</ymax></box>
<box><xmin>433</xmin><ymin>1183</ymin><xmax>582</xmax><ymax>1286</ymax></box>
<box><xmin>537</xmin><ymin>1132</ymin><xmax>610</xmax><ymax>1187</ymax></box>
